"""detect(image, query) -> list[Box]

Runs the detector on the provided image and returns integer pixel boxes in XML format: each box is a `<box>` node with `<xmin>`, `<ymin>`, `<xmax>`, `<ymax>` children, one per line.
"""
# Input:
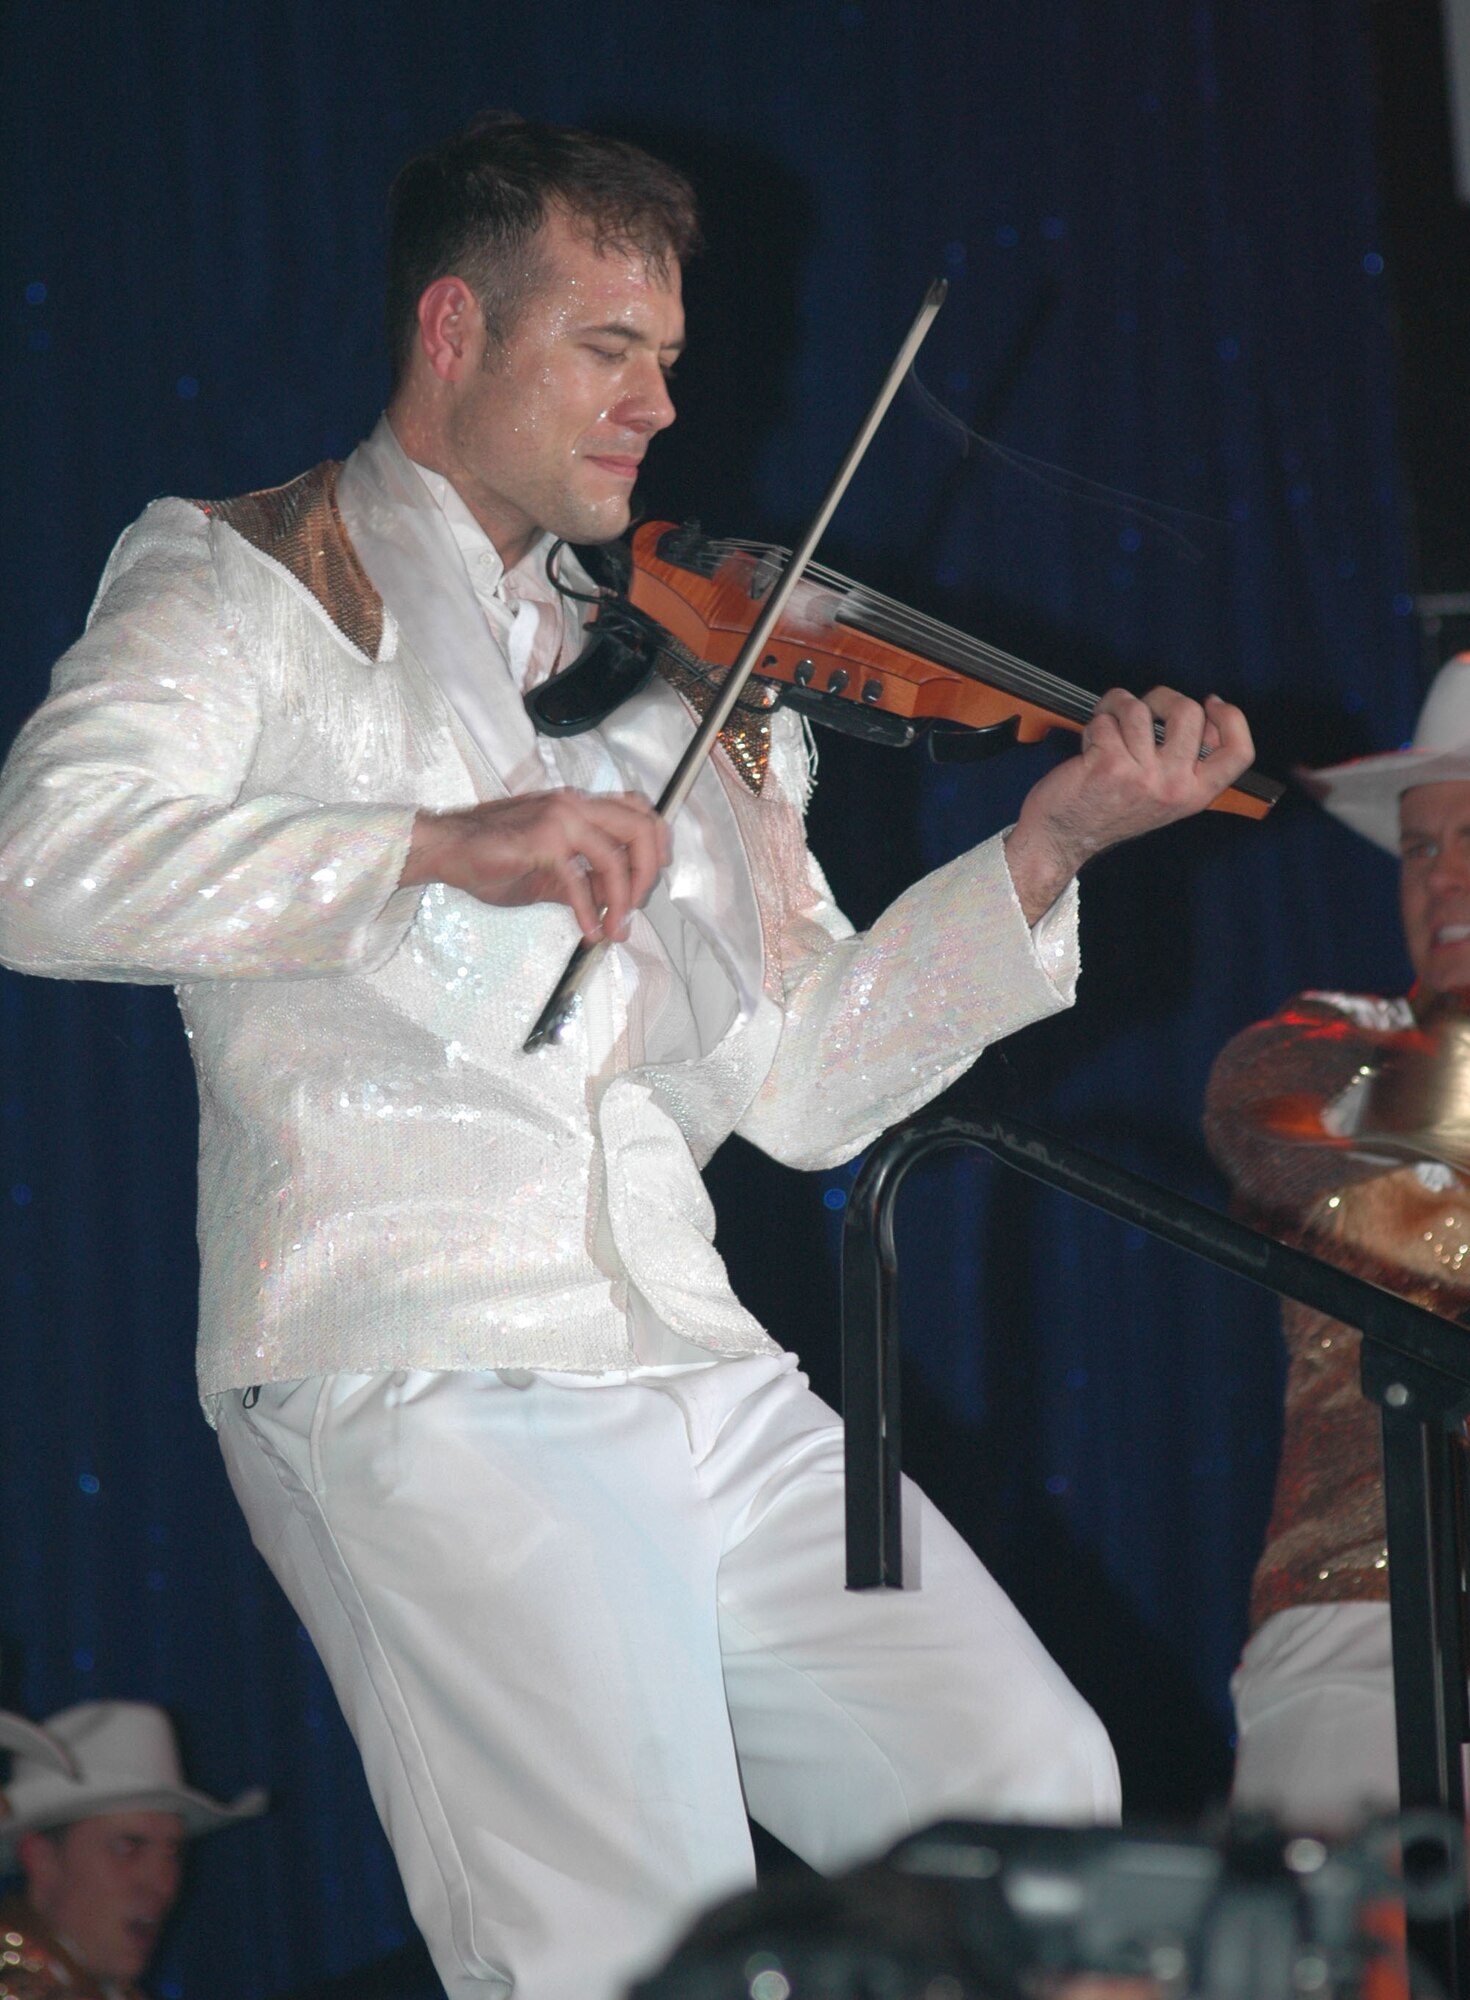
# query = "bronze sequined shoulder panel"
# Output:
<box><xmin>193</xmin><ymin>461</ymin><xmax>384</xmax><ymax>660</ymax></box>
<box><xmin>195</xmin><ymin>471</ymin><xmax>774</xmax><ymax>794</ymax></box>
<box><xmin>653</xmin><ymin>642</ymin><xmax>772</xmax><ymax>796</ymax></box>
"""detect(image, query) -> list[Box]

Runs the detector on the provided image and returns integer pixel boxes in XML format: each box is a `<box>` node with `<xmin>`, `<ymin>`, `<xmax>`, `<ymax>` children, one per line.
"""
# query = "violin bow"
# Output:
<box><xmin>522</xmin><ymin>277</ymin><xmax>949</xmax><ymax>1053</ymax></box>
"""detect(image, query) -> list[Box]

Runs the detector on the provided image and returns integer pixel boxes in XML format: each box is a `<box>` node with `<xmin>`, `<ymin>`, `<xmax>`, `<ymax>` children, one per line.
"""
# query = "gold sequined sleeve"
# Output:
<box><xmin>0</xmin><ymin>499</ymin><xmax>420</xmax><ymax>984</ymax></box>
<box><xmin>1203</xmin><ymin>998</ymin><xmax>1406</xmax><ymax>1229</ymax></box>
<box><xmin>1204</xmin><ymin>993</ymin><xmax>1470</xmax><ymax>1627</ymax></box>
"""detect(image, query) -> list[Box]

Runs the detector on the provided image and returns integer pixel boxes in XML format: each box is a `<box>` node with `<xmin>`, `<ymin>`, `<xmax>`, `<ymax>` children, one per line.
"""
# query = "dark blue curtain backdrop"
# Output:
<box><xmin>0</xmin><ymin>3</ymin><xmax>1425</xmax><ymax>1995</ymax></box>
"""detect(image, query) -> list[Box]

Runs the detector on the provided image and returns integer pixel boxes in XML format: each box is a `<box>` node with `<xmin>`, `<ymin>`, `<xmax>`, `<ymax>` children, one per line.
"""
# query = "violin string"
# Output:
<box><xmin>698</xmin><ymin>537</ymin><xmax>1077</xmax><ymax>701</ymax></box>
<box><xmin>693</xmin><ymin>538</ymin><xmax>1096</xmax><ymax>721</ymax></box>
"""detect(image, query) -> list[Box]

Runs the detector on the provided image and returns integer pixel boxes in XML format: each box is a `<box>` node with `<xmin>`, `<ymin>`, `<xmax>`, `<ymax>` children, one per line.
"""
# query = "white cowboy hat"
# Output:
<box><xmin>1301</xmin><ymin>653</ymin><xmax>1470</xmax><ymax>853</ymax></box>
<box><xmin>0</xmin><ymin>1702</ymin><xmax>265</xmax><ymax>1857</ymax></box>
<box><xmin>0</xmin><ymin>1713</ymin><xmax>77</xmax><ymax>1781</ymax></box>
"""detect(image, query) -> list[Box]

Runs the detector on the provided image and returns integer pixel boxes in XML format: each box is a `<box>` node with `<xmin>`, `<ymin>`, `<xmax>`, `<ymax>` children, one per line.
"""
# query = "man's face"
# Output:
<box><xmin>1399</xmin><ymin>779</ymin><xmax>1470</xmax><ymax>992</ymax></box>
<box><xmin>432</xmin><ymin>206</ymin><xmax>684</xmax><ymax>565</ymax></box>
<box><xmin>22</xmin><ymin>1810</ymin><xmax>184</xmax><ymax>1981</ymax></box>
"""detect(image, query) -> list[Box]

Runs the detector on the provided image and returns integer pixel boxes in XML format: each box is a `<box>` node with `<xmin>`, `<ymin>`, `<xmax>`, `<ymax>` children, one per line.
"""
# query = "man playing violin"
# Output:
<box><xmin>0</xmin><ymin>113</ymin><xmax>1254</xmax><ymax>2000</ymax></box>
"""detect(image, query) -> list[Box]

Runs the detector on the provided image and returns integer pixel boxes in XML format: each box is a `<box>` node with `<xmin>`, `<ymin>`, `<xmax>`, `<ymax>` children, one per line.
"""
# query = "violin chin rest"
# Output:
<box><xmin>525</xmin><ymin>608</ymin><xmax>662</xmax><ymax>737</ymax></box>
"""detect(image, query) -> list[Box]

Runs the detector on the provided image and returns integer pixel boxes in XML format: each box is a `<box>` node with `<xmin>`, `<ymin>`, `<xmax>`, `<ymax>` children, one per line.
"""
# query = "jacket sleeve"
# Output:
<box><xmin>735</xmin><ymin>723</ymin><xmax>1079</xmax><ymax>1171</ymax></box>
<box><xmin>1202</xmin><ymin>995</ymin><xmax>1405</xmax><ymax>1224</ymax></box>
<box><xmin>0</xmin><ymin>500</ymin><xmax>421</xmax><ymax>985</ymax></box>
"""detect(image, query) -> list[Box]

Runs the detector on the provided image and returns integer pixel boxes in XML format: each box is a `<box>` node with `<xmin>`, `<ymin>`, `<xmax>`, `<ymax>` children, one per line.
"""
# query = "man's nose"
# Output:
<box><xmin>613</xmin><ymin>358</ymin><xmax>675</xmax><ymax>436</ymax></box>
<box><xmin>139</xmin><ymin>1855</ymin><xmax>182</xmax><ymax>1908</ymax></box>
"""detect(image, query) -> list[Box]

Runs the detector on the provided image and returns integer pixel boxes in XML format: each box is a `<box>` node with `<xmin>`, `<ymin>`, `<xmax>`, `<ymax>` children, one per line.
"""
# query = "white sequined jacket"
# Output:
<box><xmin>0</xmin><ymin>470</ymin><xmax>1078</xmax><ymax>1400</ymax></box>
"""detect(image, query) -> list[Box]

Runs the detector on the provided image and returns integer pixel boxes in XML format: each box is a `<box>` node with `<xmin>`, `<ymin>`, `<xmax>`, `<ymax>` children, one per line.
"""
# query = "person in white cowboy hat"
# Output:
<box><xmin>1204</xmin><ymin>651</ymin><xmax>1470</xmax><ymax>1831</ymax></box>
<box><xmin>0</xmin><ymin>1701</ymin><xmax>264</xmax><ymax>2000</ymax></box>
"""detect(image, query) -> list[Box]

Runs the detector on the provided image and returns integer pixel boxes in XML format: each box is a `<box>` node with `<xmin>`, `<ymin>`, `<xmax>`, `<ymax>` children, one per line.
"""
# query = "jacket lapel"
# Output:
<box><xmin>600</xmin><ymin>679</ymin><xmax>766</xmax><ymax>1027</ymax></box>
<box><xmin>336</xmin><ymin>420</ymin><xmax>548</xmax><ymax>800</ymax></box>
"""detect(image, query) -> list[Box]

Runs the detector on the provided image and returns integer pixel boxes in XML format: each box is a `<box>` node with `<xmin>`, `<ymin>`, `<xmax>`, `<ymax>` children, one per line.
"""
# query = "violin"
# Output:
<box><xmin>523</xmin><ymin>285</ymin><xmax>1276</xmax><ymax>1049</ymax></box>
<box><xmin>528</xmin><ymin>521</ymin><xmax>1283</xmax><ymax>821</ymax></box>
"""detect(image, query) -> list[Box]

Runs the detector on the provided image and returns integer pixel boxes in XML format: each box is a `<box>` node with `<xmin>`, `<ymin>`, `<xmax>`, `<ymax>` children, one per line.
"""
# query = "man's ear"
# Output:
<box><xmin>414</xmin><ymin>276</ymin><xmax>484</xmax><ymax>384</ymax></box>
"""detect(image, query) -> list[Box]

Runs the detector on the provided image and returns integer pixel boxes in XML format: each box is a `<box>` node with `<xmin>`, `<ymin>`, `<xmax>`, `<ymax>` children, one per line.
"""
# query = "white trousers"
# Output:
<box><xmin>1231</xmin><ymin>1603</ymin><xmax>1400</xmax><ymax>1830</ymax></box>
<box><xmin>218</xmin><ymin>1355</ymin><xmax>1119</xmax><ymax>2000</ymax></box>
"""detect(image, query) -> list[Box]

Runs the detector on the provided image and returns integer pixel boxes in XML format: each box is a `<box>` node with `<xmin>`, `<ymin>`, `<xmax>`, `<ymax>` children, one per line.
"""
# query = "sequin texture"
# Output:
<box><xmin>196</xmin><ymin>461</ymin><xmax>384</xmax><ymax>659</ymax></box>
<box><xmin>653</xmin><ymin>640</ymin><xmax>772</xmax><ymax>795</ymax></box>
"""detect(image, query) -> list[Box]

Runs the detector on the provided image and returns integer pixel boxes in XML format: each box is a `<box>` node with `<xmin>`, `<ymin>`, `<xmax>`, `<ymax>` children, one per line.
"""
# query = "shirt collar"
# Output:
<box><xmin>402</xmin><ymin>448</ymin><xmax>557</xmax><ymax>606</ymax></box>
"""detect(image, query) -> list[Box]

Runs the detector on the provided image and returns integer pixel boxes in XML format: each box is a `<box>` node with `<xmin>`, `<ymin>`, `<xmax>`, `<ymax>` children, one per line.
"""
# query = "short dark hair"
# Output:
<box><xmin>385</xmin><ymin>111</ymin><xmax>702</xmax><ymax>388</ymax></box>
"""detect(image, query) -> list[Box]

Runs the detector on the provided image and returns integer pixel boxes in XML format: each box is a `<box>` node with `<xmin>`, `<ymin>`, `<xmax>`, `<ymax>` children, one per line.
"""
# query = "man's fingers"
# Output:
<box><xmin>407</xmin><ymin>787</ymin><xmax>671</xmax><ymax>932</ymax></box>
<box><xmin>556</xmin><ymin>859</ymin><xmax>604</xmax><ymax>944</ymax></box>
<box><xmin>1145</xmin><ymin>686</ymin><xmax>1252</xmax><ymax>762</ymax></box>
<box><xmin>543</xmin><ymin>791</ymin><xmax>671</xmax><ymax>940</ymax></box>
<box><xmin>1202</xmin><ymin>693</ymin><xmax>1254</xmax><ymax>775</ymax></box>
<box><xmin>1092</xmin><ymin>686</ymin><xmax>1253</xmax><ymax>793</ymax></box>
<box><xmin>1197</xmin><ymin>698</ymin><xmax>1226</xmax><ymax>757</ymax></box>
<box><xmin>575</xmin><ymin>824</ymin><xmax>640</xmax><ymax>941</ymax></box>
<box><xmin>1156</xmin><ymin>695</ymin><xmax>1209</xmax><ymax>769</ymax></box>
<box><xmin>567</xmin><ymin>795</ymin><xmax>666</xmax><ymax>939</ymax></box>
<box><xmin>1091</xmin><ymin>688</ymin><xmax>1170</xmax><ymax>763</ymax></box>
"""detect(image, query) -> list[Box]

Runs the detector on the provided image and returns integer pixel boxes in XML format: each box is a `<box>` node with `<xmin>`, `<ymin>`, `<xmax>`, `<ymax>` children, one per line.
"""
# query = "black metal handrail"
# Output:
<box><xmin>841</xmin><ymin>1103</ymin><xmax>1470</xmax><ymax>1996</ymax></box>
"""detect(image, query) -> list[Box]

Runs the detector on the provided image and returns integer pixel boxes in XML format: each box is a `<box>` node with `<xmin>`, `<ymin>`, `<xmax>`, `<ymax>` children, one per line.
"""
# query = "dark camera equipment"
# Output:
<box><xmin>628</xmin><ymin>1814</ymin><xmax>1466</xmax><ymax>2000</ymax></box>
